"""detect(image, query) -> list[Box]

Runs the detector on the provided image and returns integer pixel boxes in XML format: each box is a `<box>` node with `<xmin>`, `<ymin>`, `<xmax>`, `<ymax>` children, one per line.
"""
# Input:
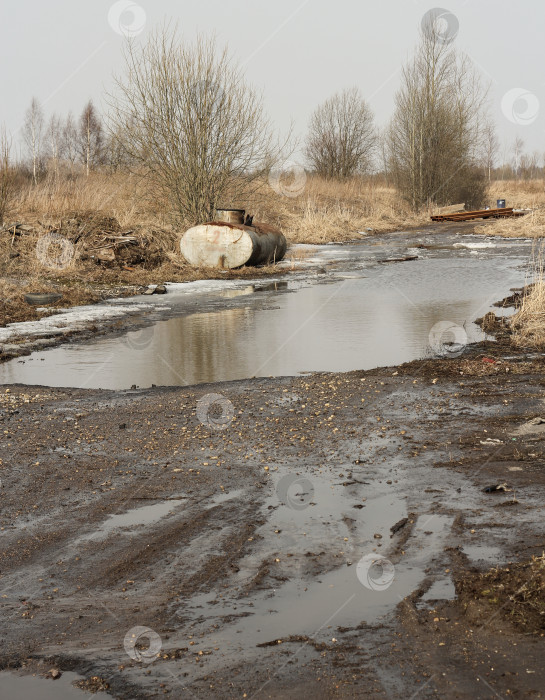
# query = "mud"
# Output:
<box><xmin>1</xmin><ymin>221</ymin><xmax>543</xmax><ymax>698</ymax></box>
<box><xmin>1</xmin><ymin>332</ymin><xmax>545</xmax><ymax>698</ymax></box>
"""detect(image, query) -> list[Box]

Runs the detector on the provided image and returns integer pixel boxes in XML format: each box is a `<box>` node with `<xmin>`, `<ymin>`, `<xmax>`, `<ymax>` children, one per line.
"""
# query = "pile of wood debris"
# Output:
<box><xmin>1</xmin><ymin>212</ymin><xmax>169</xmax><ymax>270</ymax></box>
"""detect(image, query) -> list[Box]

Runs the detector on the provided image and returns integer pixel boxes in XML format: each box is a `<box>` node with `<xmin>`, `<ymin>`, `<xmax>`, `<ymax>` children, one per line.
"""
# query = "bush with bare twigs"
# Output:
<box><xmin>107</xmin><ymin>27</ymin><xmax>283</xmax><ymax>226</ymax></box>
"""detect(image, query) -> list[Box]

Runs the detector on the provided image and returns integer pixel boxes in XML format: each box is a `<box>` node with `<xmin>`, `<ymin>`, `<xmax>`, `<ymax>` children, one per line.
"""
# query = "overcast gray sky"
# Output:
<box><xmin>1</xmin><ymin>0</ymin><xmax>544</xmax><ymax>162</ymax></box>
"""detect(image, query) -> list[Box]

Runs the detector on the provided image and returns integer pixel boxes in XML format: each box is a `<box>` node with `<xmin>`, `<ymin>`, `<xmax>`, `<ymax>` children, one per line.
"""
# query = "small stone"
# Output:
<box><xmin>374</xmin><ymin>533</ymin><xmax>382</xmax><ymax>539</ymax></box>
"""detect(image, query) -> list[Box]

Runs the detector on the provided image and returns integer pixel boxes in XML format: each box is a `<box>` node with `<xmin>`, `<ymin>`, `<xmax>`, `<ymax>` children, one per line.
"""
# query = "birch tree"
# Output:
<box><xmin>62</xmin><ymin>112</ymin><xmax>79</xmax><ymax>175</ymax></box>
<box><xmin>22</xmin><ymin>97</ymin><xmax>44</xmax><ymax>184</ymax></box>
<box><xmin>46</xmin><ymin>114</ymin><xmax>63</xmax><ymax>179</ymax></box>
<box><xmin>78</xmin><ymin>100</ymin><xmax>104</xmax><ymax>175</ymax></box>
<box><xmin>386</xmin><ymin>19</ymin><xmax>489</xmax><ymax>209</ymax></box>
<box><xmin>481</xmin><ymin>119</ymin><xmax>499</xmax><ymax>182</ymax></box>
<box><xmin>0</xmin><ymin>127</ymin><xmax>14</xmax><ymax>225</ymax></box>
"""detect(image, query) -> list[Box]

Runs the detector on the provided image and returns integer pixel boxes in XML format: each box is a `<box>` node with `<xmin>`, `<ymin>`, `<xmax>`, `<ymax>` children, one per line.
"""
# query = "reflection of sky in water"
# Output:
<box><xmin>0</xmin><ymin>256</ymin><xmax>526</xmax><ymax>390</ymax></box>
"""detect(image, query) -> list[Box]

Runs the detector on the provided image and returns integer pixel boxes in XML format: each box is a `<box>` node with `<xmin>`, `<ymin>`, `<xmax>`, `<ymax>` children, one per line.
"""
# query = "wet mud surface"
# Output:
<box><xmin>1</xmin><ymin>340</ymin><xmax>545</xmax><ymax>698</ymax></box>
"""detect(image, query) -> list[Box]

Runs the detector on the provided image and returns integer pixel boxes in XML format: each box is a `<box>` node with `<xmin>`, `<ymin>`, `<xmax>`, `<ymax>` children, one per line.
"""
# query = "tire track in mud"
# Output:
<box><xmin>1</xmin><ymin>353</ymin><xmax>545</xmax><ymax>697</ymax></box>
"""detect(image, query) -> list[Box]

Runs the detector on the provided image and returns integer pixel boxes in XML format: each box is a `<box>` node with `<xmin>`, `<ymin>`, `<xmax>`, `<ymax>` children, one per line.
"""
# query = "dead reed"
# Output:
<box><xmin>511</xmin><ymin>240</ymin><xmax>545</xmax><ymax>348</ymax></box>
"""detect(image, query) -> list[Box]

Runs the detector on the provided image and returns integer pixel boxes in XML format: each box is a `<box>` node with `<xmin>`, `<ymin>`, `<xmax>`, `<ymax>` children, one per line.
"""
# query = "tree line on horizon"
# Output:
<box><xmin>1</xmin><ymin>19</ymin><xmax>544</xmax><ymax>225</ymax></box>
<box><xmin>13</xmin><ymin>91</ymin><xmax>542</xmax><ymax>187</ymax></box>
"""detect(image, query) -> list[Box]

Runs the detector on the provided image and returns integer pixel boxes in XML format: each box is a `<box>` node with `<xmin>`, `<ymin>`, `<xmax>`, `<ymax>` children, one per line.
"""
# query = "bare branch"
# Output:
<box><xmin>304</xmin><ymin>88</ymin><xmax>376</xmax><ymax>179</ymax></box>
<box><xmin>106</xmin><ymin>27</ymin><xmax>283</xmax><ymax>225</ymax></box>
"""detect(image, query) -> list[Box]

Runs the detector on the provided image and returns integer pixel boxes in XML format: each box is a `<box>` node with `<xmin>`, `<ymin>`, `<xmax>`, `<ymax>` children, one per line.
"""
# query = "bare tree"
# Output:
<box><xmin>386</xmin><ymin>19</ymin><xmax>489</xmax><ymax>210</ymax></box>
<box><xmin>512</xmin><ymin>136</ymin><xmax>524</xmax><ymax>180</ymax></box>
<box><xmin>104</xmin><ymin>123</ymin><xmax>135</xmax><ymax>171</ymax></box>
<box><xmin>46</xmin><ymin>114</ymin><xmax>63</xmax><ymax>179</ymax></box>
<box><xmin>378</xmin><ymin>128</ymin><xmax>390</xmax><ymax>185</ymax></box>
<box><xmin>107</xmin><ymin>27</ymin><xmax>282</xmax><ymax>225</ymax></box>
<box><xmin>21</xmin><ymin>97</ymin><xmax>44</xmax><ymax>185</ymax></box>
<box><xmin>0</xmin><ymin>127</ymin><xmax>14</xmax><ymax>225</ymax></box>
<box><xmin>533</xmin><ymin>151</ymin><xmax>543</xmax><ymax>179</ymax></box>
<box><xmin>78</xmin><ymin>100</ymin><xmax>104</xmax><ymax>176</ymax></box>
<box><xmin>499</xmin><ymin>142</ymin><xmax>511</xmax><ymax>180</ymax></box>
<box><xmin>481</xmin><ymin>119</ymin><xmax>499</xmax><ymax>182</ymax></box>
<box><xmin>62</xmin><ymin>112</ymin><xmax>79</xmax><ymax>175</ymax></box>
<box><xmin>304</xmin><ymin>88</ymin><xmax>376</xmax><ymax>179</ymax></box>
<box><xmin>519</xmin><ymin>150</ymin><xmax>541</xmax><ymax>181</ymax></box>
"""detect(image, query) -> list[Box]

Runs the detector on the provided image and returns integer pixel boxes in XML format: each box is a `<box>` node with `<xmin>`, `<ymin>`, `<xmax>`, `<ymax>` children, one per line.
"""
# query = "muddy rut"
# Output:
<box><xmin>1</xmin><ymin>344</ymin><xmax>544</xmax><ymax>698</ymax></box>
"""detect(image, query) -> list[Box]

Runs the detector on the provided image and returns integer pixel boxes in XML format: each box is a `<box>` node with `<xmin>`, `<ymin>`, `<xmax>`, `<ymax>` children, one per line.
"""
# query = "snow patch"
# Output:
<box><xmin>453</xmin><ymin>241</ymin><xmax>496</xmax><ymax>250</ymax></box>
<box><xmin>0</xmin><ymin>303</ymin><xmax>158</xmax><ymax>343</ymax></box>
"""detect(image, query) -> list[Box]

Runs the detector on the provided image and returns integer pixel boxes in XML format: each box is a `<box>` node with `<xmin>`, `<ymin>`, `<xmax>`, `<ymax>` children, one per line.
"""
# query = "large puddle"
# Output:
<box><xmin>0</xmin><ymin>234</ymin><xmax>530</xmax><ymax>389</ymax></box>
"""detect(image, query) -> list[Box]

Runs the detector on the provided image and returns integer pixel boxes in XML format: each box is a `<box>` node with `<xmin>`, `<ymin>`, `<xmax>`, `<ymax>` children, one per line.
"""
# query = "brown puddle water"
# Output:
<box><xmin>0</xmin><ymin>251</ymin><xmax>527</xmax><ymax>390</ymax></box>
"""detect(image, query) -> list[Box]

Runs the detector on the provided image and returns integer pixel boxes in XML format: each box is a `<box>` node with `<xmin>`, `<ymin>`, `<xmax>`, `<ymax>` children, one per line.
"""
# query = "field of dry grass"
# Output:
<box><xmin>2</xmin><ymin>173</ymin><xmax>545</xmax><ymax>329</ymax></box>
<box><xmin>255</xmin><ymin>176</ymin><xmax>428</xmax><ymax>243</ymax></box>
<box><xmin>475</xmin><ymin>180</ymin><xmax>545</xmax><ymax>238</ymax></box>
<box><xmin>511</xmin><ymin>240</ymin><xmax>545</xmax><ymax>348</ymax></box>
<box><xmin>5</xmin><ymin>171</ymin><xmax>428</xmax><ymax>241</ymax></box>
<box><xmin>0</xmin><ymin>172</ymin><xmax>430</xmax><ymax>326</ymax></box>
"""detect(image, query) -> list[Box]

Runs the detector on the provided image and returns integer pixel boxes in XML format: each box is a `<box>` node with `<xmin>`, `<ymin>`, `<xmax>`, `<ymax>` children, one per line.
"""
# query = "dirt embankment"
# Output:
<box><xmin>1</xmin><ymin>216</ymin><xmax>502</xmax><ymax>332</ymax></box>
<box><xmin>1</xmin><ymin>211</ymin><xmax>288</xmax><ymax>328</ymax></box>
<box><xmin>1</xmin><ymin>336</ymin><xmax>544</xmax><ymax>698</ymax></box>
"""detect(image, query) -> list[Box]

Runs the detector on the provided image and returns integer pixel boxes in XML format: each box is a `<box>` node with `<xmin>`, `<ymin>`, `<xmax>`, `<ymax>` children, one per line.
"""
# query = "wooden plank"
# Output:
<box><xmin>431</xmin><ymin>207</ymin><xmax>522</xmax><ymax>222</ymax></box>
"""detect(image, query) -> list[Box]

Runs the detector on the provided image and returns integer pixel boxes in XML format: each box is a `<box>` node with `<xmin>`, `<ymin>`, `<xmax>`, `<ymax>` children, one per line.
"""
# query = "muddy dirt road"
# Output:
<box><xmin>1</xmin><ymin>340</ymin><xmax>544</xmax><ymax>698</ymax></box>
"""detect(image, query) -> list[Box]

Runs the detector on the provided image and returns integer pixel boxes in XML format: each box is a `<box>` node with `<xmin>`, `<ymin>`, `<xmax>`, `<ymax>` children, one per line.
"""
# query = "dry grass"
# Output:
<box><xmin>475</xmin><ymin>179</ymin><xmax>545</xmax><ymax>238</ymax></box>
<box><xmin>3</xmin><ymin>173</ymin><xmax>545</xmax><ymax>329</ymax></box>
<box><xmin>7</xmin><ymin>175</ymin><xmax>545</xmax><ymax>244</ymax></box>
<box><xmin>9</xmin><ymin>172</ymin><xmax>169</xmax><ymax>229</ymax></box>
<box><xmin>511</xmin><ymin>240</ymin><xmax>545</xmax><ymax>348</ymax></box>
<box><xmin>476</xmin><ymin>208</ymin><xmax>545</xmax><ymax>238</ymax></box>
<box><xmin>511</xmin><ymin>282</ymin><xmax>545</xmax><ymax>349</ymax></box>
<box><xmin>254</xmin><ymin>176</ymin><xmax>428</xmax><ymax>244</ymax></box>
<box><xmin>6</xmin><ymin>172</ymin><xmax>428</xmax><ymax>245</ymax></box>
<box><xmin>0</xmin><ymin>279</ymin><xmax>100</xmax><ymax>327</ymax></box>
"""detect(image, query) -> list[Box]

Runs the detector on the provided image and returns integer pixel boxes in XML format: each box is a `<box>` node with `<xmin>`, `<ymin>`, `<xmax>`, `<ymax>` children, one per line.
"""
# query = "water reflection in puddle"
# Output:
<box><xmin>419</xmin><ymin>577</ymin><xmax>457</xmax><ymax>605</ymax></box>
<box><xmin>0</xmin><ymin>255</ymin><xmax>526</xmax><ymax>390</ymax></box>
<box><xmin>77</xmin><ymin>489</ymin><xmax>244</xmax><ymax>543</ymax></box>
<box><xmin>463</xmin><ymin>543</ymin><xmax>503</xmax><ymax>564</ymax></box>
<box><xmin>79</xmin><ymin>499</ymin><xmax>187</xmax><ymax>542</ymax></box>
